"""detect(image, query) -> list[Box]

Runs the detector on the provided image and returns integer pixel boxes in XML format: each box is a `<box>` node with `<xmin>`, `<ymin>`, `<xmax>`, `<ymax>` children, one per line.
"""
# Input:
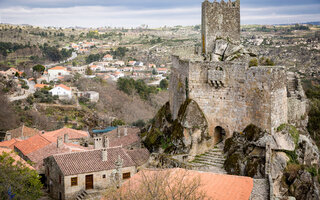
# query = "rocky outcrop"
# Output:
<box><xmin>224</xmin><ymin>124</ymin><xmax>320</xmax><ymax>200</ymax></box>
<box><xmin>142</xmin><ymin>100</ymin><xmax>212</xmax><ymax>155</ymax></box>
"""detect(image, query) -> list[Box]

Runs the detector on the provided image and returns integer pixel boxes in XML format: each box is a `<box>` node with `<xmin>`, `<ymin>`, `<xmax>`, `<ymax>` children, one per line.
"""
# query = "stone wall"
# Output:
<box><xmin>202</xmin><ymin>0</ymin><xmax>240</xmax><ymax>55</ymax></box>
<box><xmin>169</xmin><ymin>57</ymin><xmax>289</xmax><ymax>144</ymax></box>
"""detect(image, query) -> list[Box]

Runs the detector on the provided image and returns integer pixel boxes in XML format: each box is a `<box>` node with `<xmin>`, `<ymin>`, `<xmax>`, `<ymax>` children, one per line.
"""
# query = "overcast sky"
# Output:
<box><xmin>0</xmin><ymin>0</ymin><xmax>319</xmax><ymax>28</ymax></box>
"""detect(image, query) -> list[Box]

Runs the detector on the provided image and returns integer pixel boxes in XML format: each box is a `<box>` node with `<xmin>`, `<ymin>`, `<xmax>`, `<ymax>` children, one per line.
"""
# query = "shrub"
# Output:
<box><xmin>249</xmin><ymin>58</ymin><xmax>258</xmax><ymax>67</ymax></box>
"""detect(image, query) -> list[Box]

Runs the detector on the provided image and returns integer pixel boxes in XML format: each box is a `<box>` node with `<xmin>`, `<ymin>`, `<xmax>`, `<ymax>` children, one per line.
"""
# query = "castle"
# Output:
<box><xmin>169</xmin><ymin>0</ymin><xmax>307</xmax><ymax>145</ymax></box>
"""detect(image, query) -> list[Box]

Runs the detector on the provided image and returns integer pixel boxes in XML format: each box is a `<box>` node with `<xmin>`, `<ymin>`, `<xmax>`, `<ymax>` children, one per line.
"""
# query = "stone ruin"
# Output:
<box><xmin>169</xmin><ymin>0</ymin><xmax>308</xmax><ymax>155</ymax></box>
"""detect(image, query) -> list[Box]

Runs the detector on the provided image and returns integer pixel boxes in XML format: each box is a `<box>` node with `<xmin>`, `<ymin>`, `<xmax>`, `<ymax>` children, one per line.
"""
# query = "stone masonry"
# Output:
<box><xmin>169</xmin><ymin>0</ymin><xmax>307</xmax><ymax>147</ymax></box>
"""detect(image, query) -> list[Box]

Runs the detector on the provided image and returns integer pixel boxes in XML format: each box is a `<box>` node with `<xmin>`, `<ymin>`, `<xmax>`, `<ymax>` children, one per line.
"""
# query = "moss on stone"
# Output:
<box><xmin>224</xmin><ymin>137</ymin><xmax>234</xmax><ymax>153</ymax></box>
<box><xmin>277</xmin><ymin>124</ymin><xmax>300</xmax><ymax>147</ymax></box>
<box><xmin>224</xmin><ymin>153</ymin><xmax>241</xmax><ymax>175</ymax></box>
<box><xmin>246</xmin><ymin>158</ymin><xmax>264</xmax><ymax>178</ymax></box>
<box><xmin>243</xmin><ymin>124</ymin><xmax>262</xmax><ymax>141</ymax></box>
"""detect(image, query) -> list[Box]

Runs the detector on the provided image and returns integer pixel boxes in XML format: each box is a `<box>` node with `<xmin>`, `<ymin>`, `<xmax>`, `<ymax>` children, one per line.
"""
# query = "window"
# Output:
<box><xmin>102</xmin><ymin>175</ymin><xmax>106</xmax><ymax>179</ymax></box>
<box><xmin>122</xmin><ymin>172</ymin><xmax>130</xmax><ymax>180</ymax></box>
<box><xmin>71</xmin><ymin>177</ymin><xmax>78</xmax><ymax>186</ymax></box>
<box><xmin>59</xmin><ymin>175</ymin><xmax>62</xmax><ymax>184</ymax></box>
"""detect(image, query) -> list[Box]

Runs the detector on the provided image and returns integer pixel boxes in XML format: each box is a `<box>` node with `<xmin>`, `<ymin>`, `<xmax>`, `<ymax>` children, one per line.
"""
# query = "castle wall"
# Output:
<box><xmin>202</xmin><ymin>0</ymin><xmax>240</xmax><ymax>55</ymax></box>
<box><xmin>169</xmin><ymin>58</ymin><xmax>289</xmax><ymax>143</ymax></box>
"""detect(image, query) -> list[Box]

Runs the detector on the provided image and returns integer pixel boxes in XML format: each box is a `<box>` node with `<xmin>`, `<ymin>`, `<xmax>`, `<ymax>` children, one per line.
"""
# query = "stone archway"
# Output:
<box><xmin>214</xmin><ymin>126</ymin><xmax>226</xmax><ymax>143</ymax></box>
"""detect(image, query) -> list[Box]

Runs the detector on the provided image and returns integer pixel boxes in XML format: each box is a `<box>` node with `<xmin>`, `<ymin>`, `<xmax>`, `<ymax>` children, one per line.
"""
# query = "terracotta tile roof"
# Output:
<box><xmin>49</xmin><ymin>66</ymin><xmax>67</xmax><ymax>71</ymax></box>
<box><xmin>14</xmin><ymin>134</ymin><xmax>52</xmax><ymax>155</ymax></box>
<box><xmin>54</xmin><ymin>84</ymin><xmax>71</xmax><ymax>91</ymax></box>
<box><xmin>104</xmin><ymin>54</ymin><xmax>112</xmax><ymax>58</ymax></box>
<box><xmin>102</xmin><ymin>127</ymin><xmax>140</xmax><ymax>148</ymax></box>
<box><xmin>125</xmin><ymin>148</ymin><xmax>150</xmax><ymax>166</ymax></box>
<box><xmin>43</xmin><ymin>128</ymin><xmax>89</xmax><ymax>142</ymax></box>
<box><xmin>0</xmin><ymin>138</ymin><xmax>22</xmax><ymax>149</ymax></box>
<box><xmin>27</xmin><ymin>142</ymin><xmax>89</xmax><ymax>171</ymax></box>
<box><xmin>34</xmin><ymin>84</ymin><xmax>48</xmax><ymax>89</ymax></box>
<box><xmin>7</xmin><ymin>125</ymin><xmax>40</xmax><ymax>139</ymax></box>
<box><xmin>51</xmin><ymin>147</ymin><xmax>136</xmax><ymax>176</ymax></box>
<box><xmin>0</xmin><ymin>147</ymin><xmax>34</xmax><ymax>170</ymax></box>
<box><xmin>121</xmin><ymin>168</ymin><xmax>254</xmax><ymax>200</ymax></box>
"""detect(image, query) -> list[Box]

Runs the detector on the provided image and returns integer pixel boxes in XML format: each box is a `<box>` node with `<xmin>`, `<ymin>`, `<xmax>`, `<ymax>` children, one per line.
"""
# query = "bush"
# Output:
<box><xmin>249</xmin><ymin>58</ymin><xmax>258</xmax><ymax>67</ymax></box>
<box><xmin>160</xmin><ymin>79</ymin><xmax>169</xmax><ymax>90</ymax></box>
<box><xmin>111</xmin><ymin>119</ymin><xmax>126</xmax><ymax>126</ymax></box>
<box><xmin>117</xmin><ymin>78</ymin><xmax>158</xmax><ymax>100</ymax></box>
<box><xmin>132</xmin><ymin>119</ymin><xmax>146</xmax><ymax>128</ymax></box>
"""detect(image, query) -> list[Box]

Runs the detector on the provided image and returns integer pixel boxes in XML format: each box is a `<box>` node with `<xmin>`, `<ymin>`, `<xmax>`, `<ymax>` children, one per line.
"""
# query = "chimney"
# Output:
<box><xmin>104</xmin><ymin>136</ymin><xmax>109</xmax><ymax>148</ymax></box>
<box><xmin>64</xmin><ymin>134</ymin><xmax>69</xmax><ymax>143</ymax></box>
<box><xmin>124</xmin><ymin>128</ymin><xmax>127</xmax><ymax>136</ymax></box>
<box><xmin>6</xmin><ymin>132</ymin><xmax>11</xmax><ymax>141</ymax></box>
<box><xmin>102</xmin><ymin>148</ymin><xmax>108</xmax><ymax>161</ymax></box>
<box><xmin>117</xmin><ymin>127</ymin><xmax>120</xmax><ymax>138</ymax></box>
<box><xmin>57</xmin><ymin>136</ymin><xmax>63</xmax><ymax>148</ymax></box>
<box><xmin>94</xmin><ymin>137</ymin><xmax>103</xmax><ymax>149</ymax></box>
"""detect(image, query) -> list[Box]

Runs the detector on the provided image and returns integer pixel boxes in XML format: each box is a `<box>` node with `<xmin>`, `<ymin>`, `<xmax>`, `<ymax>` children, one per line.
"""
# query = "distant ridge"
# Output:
<box><xmin>274</xmin><ymin>21</ymin><xmax>320</xmax><ymax>26</ymax></box>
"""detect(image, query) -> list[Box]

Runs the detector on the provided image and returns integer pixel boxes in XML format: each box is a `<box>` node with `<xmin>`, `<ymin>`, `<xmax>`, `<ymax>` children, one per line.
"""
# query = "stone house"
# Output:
<box><xmin>77</xmin><ymin>91</ymin><xmax>99</xmax><ymax>103</ymax></box>
<box><xmin>44</xmin><ymin>147</ymin><xmax>137</xmax><ymax>200</ymax></box>
<box><xmin>5</xmin><ymin>125</ymin><xmax>39</xmax><ymax>140</ymax></box>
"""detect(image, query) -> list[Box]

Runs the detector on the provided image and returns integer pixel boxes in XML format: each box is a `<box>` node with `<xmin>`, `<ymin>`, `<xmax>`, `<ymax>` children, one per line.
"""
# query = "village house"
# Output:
<box><xmin>48</xmin><ymin>66</ymin><xmax>70</xmax><ymax>82</ymax></box>
<box><xmin>42</xmin><ymin>127</ymin><xmax>90</xmax><ymax>143</ymax></box>
<box><xmin>114</xmin><ymin>60</ymin><xmax>125</xmax><ymax>67</ymax></box>
<box><xmin>49</xmin><ymin>84</ymin><xmax>72</xmax><ymax>100</ymax></box>
<box><xmin>70</xmin><ymin>66</ymin><xmax>86</xmax><ymax>75</ymax></box>
<box><xmin>5</xmin><ymin>67</ymin><xmax>24</xmax><ymax>77</ymax></box>
<box><xmin>156</xmin><ymin>67</ymin><xmax>168</xmax><ymax>75</ymax></box>
<box><xmin>34</xmin><ymin>84</ymin><xmax>49</xmax><ymax>90</ymax></box>
<box><xmin>103</xmin><ymin>54</ymin><xmax>113</xmax><ymax>61</ymax></box>
<box><xmin>0</xmin><ymin>138</ymin><xmax>22</xmax><ymax>149</ymax></box>
<box><xmin>0</xmin><ymin>147</ymin><xmax>34</xmax><ymax>170</ymax></box>
<box><xmin>128</xmin><ymin>61</ymin><xmax>136</xmax><ymax>66</ymax></box>
<box><xmin>44</xmin><ymin>146</ymin><xmax>138</xmax><ymax>200</ymax></box>
<box><xmin>77</xmin><ymin>91</ymin><xmax>100</xmax><ymax>103</ymax></box>
<box><xmin>5</xmin><ymin>125</ymin><xmax>40</xmax><ymax>140</ymax></box>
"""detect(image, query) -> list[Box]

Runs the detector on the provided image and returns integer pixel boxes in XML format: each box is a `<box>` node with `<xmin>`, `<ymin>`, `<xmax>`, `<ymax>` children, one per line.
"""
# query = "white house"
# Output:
<box><xmin>48</xmin><ymin>66</ymin><xmax>70</xmax><ymax>82</ymax></box>
<box><xmin>49</xmin><ymin>84</ymin><xmax>72</xmax><ymax>99</ymax></box>
<box><xmin>78</xmin><ymin>91</ymin><xmax>99</xmax><ymax>103</ymax></box>
<box><xmin>103</xmin><ymin>54</ymin><xmax>113</xmax><ymax>61</ymax></box>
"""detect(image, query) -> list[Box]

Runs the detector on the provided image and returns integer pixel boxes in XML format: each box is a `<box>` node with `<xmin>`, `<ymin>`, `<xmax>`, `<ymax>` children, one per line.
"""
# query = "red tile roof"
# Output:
<box><xmin>7</xmin><ymin>125</ymin><xmax>40</xmax><ymax>139</ymax></box>
<box><xmin>121</xmin><ymin>168</ymin><xmax>254</xmax><ymax>200</ymax></box>
<box><xmin>51</xmin><ymin>147</ymin><xmax>135</xmax><ymax>176</ymax></box>
<box><xmin>55</xmin><ymin>84</ymin><xmax>71</xmax><ymax>91</ymax></box>
<box><xmin>125</xmin><ymin>148</ymin><xmax>149</xmax><ymax>166</ymax></box>
<box><xmin>0</xmin><ymin>147</ymin><xmax>34</xmax><ymax>170</ymax></box>
<box><xmin>27</xmin><ymin>142</ymin><xmax>89</xmax><ymax>171</ymax></box>
<box><xmin>0</xmin><ymin>138</ymin><xmax>22</xmax><ymax>149</ymax></box>
<box><xmin>35</xmin><ymin>84</ymin><xmax>48</xmax><ymax>89</ymax></box>
<box><xmin>43</xmin><ymin>128</ymin><xmax>89</xmax><ymax>142</ymax></box>
<box><xmin>49</xmin><ymin>66</ymin><xmax>67</xmax><ymax>71</ymax></box>
<box><xmin>14</xmin><ymin>134</ymin><xmax>52</xmax><ymax>155</ymax></box>
<box><xmin>103</xmin><ymin>127</ymin><xmax>140</xmax><ymax>148</ymax></box>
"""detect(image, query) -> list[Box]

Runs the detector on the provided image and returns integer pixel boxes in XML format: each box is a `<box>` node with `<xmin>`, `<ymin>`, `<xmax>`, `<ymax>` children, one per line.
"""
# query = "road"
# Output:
<box><xmin>46</xmin><ymin>51</ymin><xmax>77</xmax><ymax>68</ymax></box>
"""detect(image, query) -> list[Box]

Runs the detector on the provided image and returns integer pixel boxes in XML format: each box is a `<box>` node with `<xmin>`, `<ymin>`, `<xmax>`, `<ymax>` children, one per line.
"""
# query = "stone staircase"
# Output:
<box><xmin>287</xmin><ymin>72</ymin><xmax>298</xmax><ymax>97</ymax></box>
<box><xmin>76</xmin><ymin>190</ymin><xmax>88</xmax><ymax>200</ymax></box>
<box><xmin>189</xmin><ymin>143</ymin><xmax>227</xmax><ymax>174</ymax></box>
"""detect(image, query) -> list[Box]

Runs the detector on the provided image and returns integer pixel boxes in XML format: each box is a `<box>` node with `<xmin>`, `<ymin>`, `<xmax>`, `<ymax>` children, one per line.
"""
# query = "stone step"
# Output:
<box><xmin>204</xmin><ymin>152</ymin><xmax>224</xmax><ymax>157</ymax></box>
<box><xmin>194</xmin><ymin>160</ymin><xmax>224</xmax><ymax>167</ymax></box>
<box><xmin>195</xmin><ymin>156</ymin><xmax>225</xmax><ymax>162</ymax></box>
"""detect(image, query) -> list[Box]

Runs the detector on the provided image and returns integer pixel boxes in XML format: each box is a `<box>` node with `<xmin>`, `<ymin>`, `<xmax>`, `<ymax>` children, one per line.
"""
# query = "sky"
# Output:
<box><xmin>0</xmin><ymin>0</ymin><xmax>319</xmax><ymax>28</ymax></box>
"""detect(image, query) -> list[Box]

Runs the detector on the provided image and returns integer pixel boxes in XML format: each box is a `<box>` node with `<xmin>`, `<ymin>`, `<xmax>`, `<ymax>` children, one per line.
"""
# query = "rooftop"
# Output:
<box><xmin>7</xmin><ymin>125</ymin><xmax>40</xmax><ymax>139</ymax></box>
<box><xmin>14</xmin><ymin>134</ymin><xmax>52</xmax><ymax>155</ymax></box>
<box><xmin>51</xmin><ymin>147</ymin><xmax>135</xmax><ymax>176</ymax></box>
<box><xmin>43</xmin><ymin>127</ymin><xmax>89</xmax><ymax>142</ymax></box>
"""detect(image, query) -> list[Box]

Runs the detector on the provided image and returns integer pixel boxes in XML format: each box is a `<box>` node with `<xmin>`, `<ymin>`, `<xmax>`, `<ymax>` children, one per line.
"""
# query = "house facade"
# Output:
<box><xmin>48</xmin><ymin>66</ymin><xmax>70</xmax><ymax>82</ymax></box>
<box><xmin>50</xmin><ymin>84</ymin><xmax>72</xmax><ymax>99</ymax></box>
<box><xmin>44</xmin><ymin>147</ymin><xmax>137</xmax><ymax>200</ymax></box>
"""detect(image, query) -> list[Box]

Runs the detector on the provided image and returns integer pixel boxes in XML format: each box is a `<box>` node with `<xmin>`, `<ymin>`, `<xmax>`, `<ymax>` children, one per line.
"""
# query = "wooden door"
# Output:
<box><xmin>85</xmin><ymin>175</ymin><xmax>93</xmax><ymax>190</ymax></box>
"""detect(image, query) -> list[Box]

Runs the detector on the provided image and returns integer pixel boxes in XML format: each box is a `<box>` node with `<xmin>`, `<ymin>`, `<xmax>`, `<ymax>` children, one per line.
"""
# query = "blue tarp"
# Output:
<box><xmin>92</xmin><ymin>126</ymin><xmax>117</xmax><ymax>134</ymax></box>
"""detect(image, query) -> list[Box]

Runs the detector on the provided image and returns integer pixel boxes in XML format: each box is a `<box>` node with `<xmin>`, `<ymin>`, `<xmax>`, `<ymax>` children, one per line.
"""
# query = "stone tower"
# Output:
<box><xmin>202</xmin><ymin>0</ymin><xmax>240</xmax><ymax>55</ymax></box>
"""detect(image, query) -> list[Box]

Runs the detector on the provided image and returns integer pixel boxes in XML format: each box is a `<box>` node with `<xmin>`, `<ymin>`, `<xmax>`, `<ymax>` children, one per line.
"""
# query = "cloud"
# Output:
<box><xmin>0</xmin><ymin>3</ymin><xmax>319</xmax><ymax>27</ymax></box>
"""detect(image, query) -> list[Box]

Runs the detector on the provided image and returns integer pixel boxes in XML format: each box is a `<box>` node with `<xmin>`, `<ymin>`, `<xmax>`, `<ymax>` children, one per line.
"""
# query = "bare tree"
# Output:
<box><xmin>104</xmin><ymin>169</ymin><xmax>209</xmax><ymax>200</ymax></box>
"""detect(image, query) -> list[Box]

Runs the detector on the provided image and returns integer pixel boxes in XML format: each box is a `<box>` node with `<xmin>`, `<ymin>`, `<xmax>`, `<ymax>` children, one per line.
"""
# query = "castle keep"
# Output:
<box><xmin>169</xmin><ymin>0</ymin><xmax>307</xmax><ymax>148</ymax></box>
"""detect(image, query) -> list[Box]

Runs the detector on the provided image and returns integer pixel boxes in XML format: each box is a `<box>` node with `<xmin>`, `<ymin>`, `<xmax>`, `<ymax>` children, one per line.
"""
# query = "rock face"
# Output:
<box><xmin>224</xmin><ymin>124</ymin><xmax>320</xmax><ymax>200</ymax></box>
<box><xmin>142</xmin><ymin>100</ymin><xmax>212</xmax><ymax>155</ymax></box>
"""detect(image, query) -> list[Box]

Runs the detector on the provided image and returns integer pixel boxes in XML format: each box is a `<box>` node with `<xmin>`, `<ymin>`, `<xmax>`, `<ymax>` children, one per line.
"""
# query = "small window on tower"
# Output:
<box><xmin>71</xmin><ymin>177</ymin><xmax>78</xmax><ymax>186</ymax></box>
<box><xmin>103</xmin><ymin>174</ymin><xmax>106</xmax><ymax>179</ymax></box>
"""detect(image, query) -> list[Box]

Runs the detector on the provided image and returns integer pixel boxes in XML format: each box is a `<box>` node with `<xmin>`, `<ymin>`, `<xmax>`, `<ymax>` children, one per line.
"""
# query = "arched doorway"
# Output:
<box><xmin>214</xmin><ymin>126</ymin><xmax>226</xmax><ymax>143</ymax></box>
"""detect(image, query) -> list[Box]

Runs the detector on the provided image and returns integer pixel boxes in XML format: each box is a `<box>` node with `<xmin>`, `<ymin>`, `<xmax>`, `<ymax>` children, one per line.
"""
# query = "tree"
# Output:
<box><xmin>0</xmin><ymin>90</ymin><xmax>18</xmax><ymax>131</ymax></box>
<box><xmin>104</xmin><ymin>169</ymin><xmax>207</xmax><ymax>200</ymax></box>
<box><xmin>160</xmin><ymin>79</ymin><xmax>169</xmax><ymax>90</ymax></box>
<box><xmin>32</xmin><ymin>64</ymin><xmax>45</xmax><ymax>73</ymax></box>
<box><xmin>152</xmin><ymin>68</ymin><xmax>158</xmax><ymax>75</ymax></box>
<box><xmin>0</xmin><ymin>151</ymin><xmax>43</xmax><ymax>199</ymax></box>
<box><xmin>85</xmin><ymin>66</ymin><xmax>93</xmax><ymax>75</ymax></box>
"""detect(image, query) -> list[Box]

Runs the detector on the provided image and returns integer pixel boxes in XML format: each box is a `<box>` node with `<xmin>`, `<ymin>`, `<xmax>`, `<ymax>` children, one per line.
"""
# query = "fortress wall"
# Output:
<box><xmin>169</xmin><ymin>56</ymin><xmax>190</xmax><ymax>119</ymax></box>
<box><xmin>184</xmin><ymin>61</ymin><xmax>288</xmax><ymax>143</ymax></box>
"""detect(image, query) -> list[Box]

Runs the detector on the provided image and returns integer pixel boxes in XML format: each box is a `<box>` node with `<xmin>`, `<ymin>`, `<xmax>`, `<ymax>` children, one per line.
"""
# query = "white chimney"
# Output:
<box><xmin>94</xmin><ymin>137</ymin><xmax>103</xmax><ymax>149</ymax></box>
<box><xmin>102</xmin><ymin>148</ymin><xmax>108</xmax><ymax>161</ymax></box>
<box><xmin>104</xmin><ymin>136</ymin><xmax>109</xmax><ymax>148</ymax></box>
<box><xmin>124</xmin><ymin>128</ymin><xmax>127</xmax><ymax>136</ymax></box>
<box><xmin>57</xmin><ymin>136</ymin><xmax>63</xmax><ymax>148</ymax></box>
